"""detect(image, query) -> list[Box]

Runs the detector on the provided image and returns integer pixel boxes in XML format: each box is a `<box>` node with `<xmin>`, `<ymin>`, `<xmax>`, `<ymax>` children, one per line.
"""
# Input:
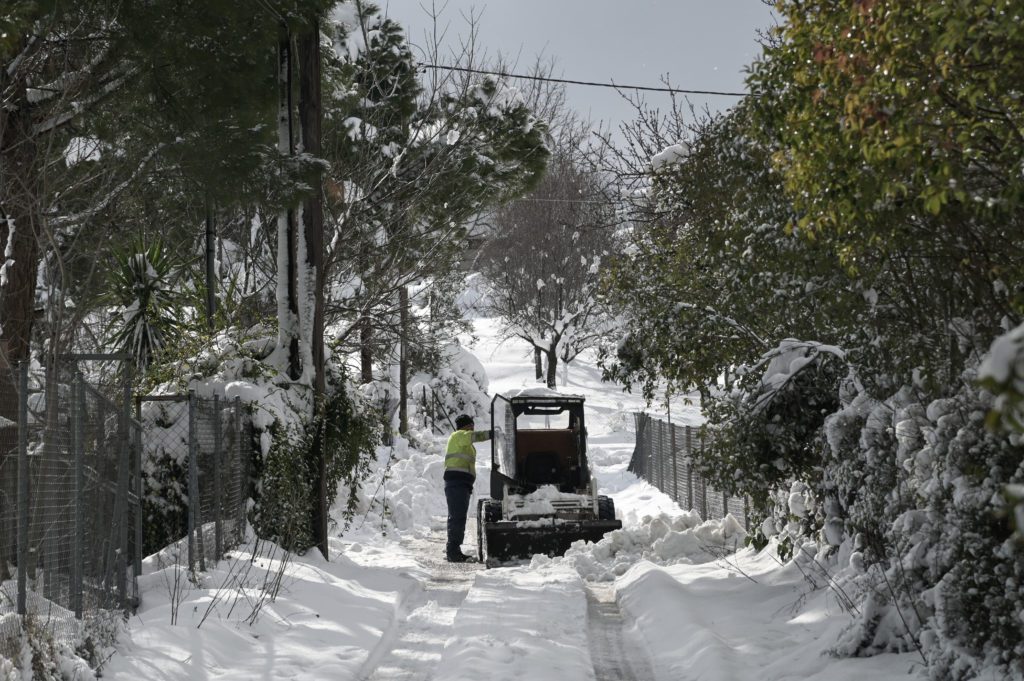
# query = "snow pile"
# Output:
<box><xmin>509</xmin><ymin>485</ymin><xmax>590</xmax><ymax>516</ymax></box>
<box><xmin>335</xmin><ymin>436</ymin><xmax>451</xmax><ymax>539</ymax></box>
<box><xmin>557</xmin><ymin>512</ymin><xmax>747</xmax><ymax>582</ymax></box>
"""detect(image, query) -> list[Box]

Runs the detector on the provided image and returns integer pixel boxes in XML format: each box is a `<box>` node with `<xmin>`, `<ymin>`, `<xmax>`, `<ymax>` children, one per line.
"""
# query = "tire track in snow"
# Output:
<box><xmin>357</xmin><ymin>531</ymin><xmax>482</xmax><ymax>681</ymax></box>
<box><xmin>586</xmin><ymin>583</ymin><xmax>655</xmax><ymax>681</ymax></box>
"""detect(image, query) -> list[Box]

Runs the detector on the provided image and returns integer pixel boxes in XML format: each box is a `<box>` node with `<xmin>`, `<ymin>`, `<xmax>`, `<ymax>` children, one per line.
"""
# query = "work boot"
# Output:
<box><xmin>446</xmin><ymin>552</ymin><xmax>477</xmax><ymax>563</ymax></box>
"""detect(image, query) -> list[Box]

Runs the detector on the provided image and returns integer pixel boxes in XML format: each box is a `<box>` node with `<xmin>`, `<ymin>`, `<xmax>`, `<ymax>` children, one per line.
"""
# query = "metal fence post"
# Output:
<box><xmin>685</xmin><ymin>426</ymin><xmax>694</xmax><ymax>512</ymax></box>
<box><xmin>213</xmin><ymin>394</ymin><xmax>223</xmax><ymax>560</ymax></box>
<box><xmin>133</xmin><ymin>415</ymin><xmax>143</xmax><ymax>589</ymax></box>
<box><xmin>16</xmin><ymin>362</ymin><xmax>29</xmax><ymax>616</ymax></box>
<box><xmin>187</xmin><ymin>391</ymin><xmax>198</xmax><ymax>572</ymax></box>
<box><xmin>73</xmin><ymin>375</ymin><xmax>85</xmax><ymax>618</ymax></box>
<box><xmin>116</xmin><ymin>367</ymin><xmax>132</xmax><ymax>608</ymax></box>
<box><xmin>234</xmin><ymin>396</ymin><xmax>245</xmax><ymax>544</ymax></box>
<box><xmin>700</xmin><ymin>432</ymin><xmax>708</xmax><ymax>519</ymax></box>
<box><xmin>654</xmin><ymin>420</ymin><xmax>662</xmax><ymax>489</ymax></box>
<box><xmin>644</xmin><ymin>415</ymin><xmax>652</xmax><ymax>480</ymax></box>
<box><xmin>670</xmin><ymin>423</ymin><xmax>679</xmax><ymax>503</ymax></box>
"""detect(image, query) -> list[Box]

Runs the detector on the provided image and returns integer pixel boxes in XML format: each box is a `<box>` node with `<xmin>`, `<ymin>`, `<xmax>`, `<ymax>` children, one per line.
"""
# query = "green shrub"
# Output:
<box><xmin>251</xmin><ymin>378</ymin><xmax>379</xmax><ymax>552</ymax></box>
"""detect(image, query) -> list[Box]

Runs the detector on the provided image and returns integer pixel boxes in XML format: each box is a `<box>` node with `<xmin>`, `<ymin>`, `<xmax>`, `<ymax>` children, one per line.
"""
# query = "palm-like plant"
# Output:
<box><xmin>107</xmin><ymin>240</ymin><xmax>182</xmax><ymax>370</ymax></box>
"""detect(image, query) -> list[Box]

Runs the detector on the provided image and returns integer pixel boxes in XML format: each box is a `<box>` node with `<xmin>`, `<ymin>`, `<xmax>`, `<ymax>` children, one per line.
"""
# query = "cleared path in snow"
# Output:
<box><xmin>586</xmin><ymin>583</ymin><xmax>655</xmax><ymax>681</ymax></box>
<box><xmin>356</xmin><ymin>532</ymin><xmax>482</xmax><ymax>681</ymax></box>
<box><xmin>354</xmin><ymin>517</ymin><xmax>656</xmax><ymax>681</ymax></box>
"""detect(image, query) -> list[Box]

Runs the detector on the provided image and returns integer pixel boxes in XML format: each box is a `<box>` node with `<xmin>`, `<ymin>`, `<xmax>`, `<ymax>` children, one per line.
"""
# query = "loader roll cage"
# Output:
<box><xmin>489</xmin><ymin>393</ymin><xmax>590</xmax><ymax>500</ymax></box>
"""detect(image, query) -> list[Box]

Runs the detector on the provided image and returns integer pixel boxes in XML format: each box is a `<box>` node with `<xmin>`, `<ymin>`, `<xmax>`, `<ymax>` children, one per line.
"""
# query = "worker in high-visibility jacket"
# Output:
<box><xmin>443</xmin><ymin>414</ymin><xmax>493</xmax><ymax>562</ymax></box>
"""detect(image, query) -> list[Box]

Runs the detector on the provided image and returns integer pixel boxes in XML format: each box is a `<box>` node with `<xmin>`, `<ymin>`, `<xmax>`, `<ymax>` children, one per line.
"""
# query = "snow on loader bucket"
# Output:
<box><xmin>477</xmin><ymin>390</ymin><xmax>621</xmax><ymax>566</ymax></box>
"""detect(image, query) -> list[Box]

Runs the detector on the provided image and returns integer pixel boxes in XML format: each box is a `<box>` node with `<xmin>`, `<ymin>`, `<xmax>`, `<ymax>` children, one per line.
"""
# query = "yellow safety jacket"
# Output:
<box><xmin>444</xmin><ymin>429</ymin><xmax>490</xmax><ymax>475</ymax></box>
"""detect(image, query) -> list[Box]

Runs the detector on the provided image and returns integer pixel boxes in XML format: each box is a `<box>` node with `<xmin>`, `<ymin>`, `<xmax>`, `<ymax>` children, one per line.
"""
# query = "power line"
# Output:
<box><xmin>416</xmin><ymin>62</ymin><xmax>752</xmax><ymax>98</ymax></box>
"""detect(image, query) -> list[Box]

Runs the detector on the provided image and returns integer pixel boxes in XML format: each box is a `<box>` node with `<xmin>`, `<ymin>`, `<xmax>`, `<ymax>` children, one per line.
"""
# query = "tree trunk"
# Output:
<box><xmin>275</xmin><ymin>26</ymin><xmax>301</xmax><ymax>381</ymax></box>
<box><xmin>545</xmin><ymin>345</ymin><xmax>558</xmax><ymax>389</ymax></box>
<box><xmin>534</xmin><ymin>346</ymin><xmax>543</xmax><ymax>381</ymax></box>
<box><xmin>299</xmin><ymin>15</ymin><xmax>327</xmax><ymax>558</ymax></box>
<box><xmin>204</xmin><ymin>194</ymin><xmax>217</xmax><ymax>331</ymax></box>
<box><xmin>360</xmin><ymin>315</ymin><xmax>373</xmax><ymax>383</ymax></box>
<box><xmin>398</xmin><ymin>285</ymin><xmax>409</xmax><ymax>435</ymax></box>
<box><xmin>0</xmin><ymin>107</ymin><xmax>41</xmax><ymax>371</ymax></box>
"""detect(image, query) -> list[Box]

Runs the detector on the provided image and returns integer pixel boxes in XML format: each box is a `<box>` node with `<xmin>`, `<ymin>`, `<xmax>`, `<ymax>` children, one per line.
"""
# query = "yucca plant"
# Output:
<box><xmin>107</xmin><ymin>240</ymin><xmax>183</xmax><ymax>371</ymax></box>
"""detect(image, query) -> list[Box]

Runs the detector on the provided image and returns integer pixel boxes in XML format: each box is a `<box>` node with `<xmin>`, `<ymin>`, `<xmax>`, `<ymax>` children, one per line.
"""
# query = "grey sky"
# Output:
<box><xmin>385</xmin><ymin>1</ymin><xmax>776</xmax><ymax>131</ymax></box>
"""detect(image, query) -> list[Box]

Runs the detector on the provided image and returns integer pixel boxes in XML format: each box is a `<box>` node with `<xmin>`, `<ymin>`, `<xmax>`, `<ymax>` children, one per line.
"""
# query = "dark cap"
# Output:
<box><xmin>455</xmin><ymin>414</ymin><xmax>474</xmax><ymax>429</ymax></box>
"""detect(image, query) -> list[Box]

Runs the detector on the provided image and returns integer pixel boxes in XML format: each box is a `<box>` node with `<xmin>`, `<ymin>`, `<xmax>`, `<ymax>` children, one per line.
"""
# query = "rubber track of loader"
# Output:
<box><xmin>585</xmin><ymin>583</ymin><xmax>655</xmax><ymax>681</ymax></box>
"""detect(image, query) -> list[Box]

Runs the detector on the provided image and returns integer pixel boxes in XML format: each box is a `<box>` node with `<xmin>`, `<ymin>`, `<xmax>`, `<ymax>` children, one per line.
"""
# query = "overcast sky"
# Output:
<box><xmin>384</xmin><ymin>1</ymin><xmax>777</xmax><ymax>132</ymax></box>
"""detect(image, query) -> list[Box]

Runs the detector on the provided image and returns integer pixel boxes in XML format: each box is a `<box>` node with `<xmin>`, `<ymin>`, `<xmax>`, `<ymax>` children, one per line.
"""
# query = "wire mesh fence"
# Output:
<box><xmin>0</xmin><ymin>357</ymin><xmax>142</xmax><ymax>660</ymax></box>
<box><xmin>138</xmin><ymin>392</ymin><xmax>251</xmax><ymax>573</ymax></box>
<box><xmin>0</xmin><ymin>361</ymin><xmax>252</xmax><ymax>663</ymax></box>
<box><xmin>629</xmin><ymin>413</ymin><xmax>751</xmax><ymax>529</ymax></box>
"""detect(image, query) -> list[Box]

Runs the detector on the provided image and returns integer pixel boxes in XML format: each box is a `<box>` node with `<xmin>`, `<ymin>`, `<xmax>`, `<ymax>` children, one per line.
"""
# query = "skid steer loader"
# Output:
<box><xmin>476</xmin><ymin>390</ymin><xmax>621</xmax><ymax>565</ymax></box>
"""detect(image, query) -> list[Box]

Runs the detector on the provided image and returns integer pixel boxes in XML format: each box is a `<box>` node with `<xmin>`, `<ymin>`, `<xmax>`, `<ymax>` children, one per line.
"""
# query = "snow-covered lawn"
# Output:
<box><xmin>104</xmin><ymin>316</ymin><xmax>920</xmax><ymax>681</ymax></box>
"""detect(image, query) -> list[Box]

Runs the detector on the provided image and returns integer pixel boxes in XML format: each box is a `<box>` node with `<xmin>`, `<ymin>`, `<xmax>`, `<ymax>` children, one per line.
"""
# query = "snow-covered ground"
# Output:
<box><xmin>103</xmin><ymin>314</ymin><xmax>920</xmax><ymax>681</ymax></box>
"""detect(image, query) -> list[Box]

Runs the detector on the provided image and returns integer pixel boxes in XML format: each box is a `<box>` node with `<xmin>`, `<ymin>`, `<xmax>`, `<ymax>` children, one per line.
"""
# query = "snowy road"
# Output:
<box><xmin>351</xmin><ymin>523</ymin><xmax>655</xmax><ymax>681</ymax></box>
<box><xmin>585</xmin><ymin>583</ymin><xmax>655</xmax><ymax>681</ymax></box>
<box><xmin>356</xmin><ymin>534</ymin><xmax>479</xmax><ymax>681</ymax></box>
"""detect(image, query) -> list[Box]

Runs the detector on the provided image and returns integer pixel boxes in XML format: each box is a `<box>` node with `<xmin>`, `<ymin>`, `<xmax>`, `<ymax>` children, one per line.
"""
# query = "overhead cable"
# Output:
<box><xmin>416</xmin><ymin>62</ymin><xmax>752</xmax><ymax>97</ymax></box>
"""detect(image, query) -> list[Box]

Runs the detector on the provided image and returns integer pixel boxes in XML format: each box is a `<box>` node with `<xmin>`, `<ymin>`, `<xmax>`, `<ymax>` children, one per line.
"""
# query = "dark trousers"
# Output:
<box><xmin>444</xmin><ymin>470</ymin><xmax>474</xmax><ymax>557</ymax></box>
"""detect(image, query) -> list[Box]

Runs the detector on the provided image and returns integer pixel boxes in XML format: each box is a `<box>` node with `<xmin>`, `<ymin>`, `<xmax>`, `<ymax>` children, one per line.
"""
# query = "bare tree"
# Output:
<box><xmin>480</xmin><ymin>129</ymin><xmax>619</xmax><ymax>388</ymax></box>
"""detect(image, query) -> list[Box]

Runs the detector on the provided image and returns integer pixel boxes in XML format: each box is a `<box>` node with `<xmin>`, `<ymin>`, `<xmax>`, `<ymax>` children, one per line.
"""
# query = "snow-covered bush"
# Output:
<box><xmin>809</xmin><ymin>377</ymin><xmax>1024</xmax><ymax>677</ymax></box>
<box><xmin>701</xmin><ymin>340</ymin><xmax>845</xmax><ymax>519</ymax></box>
<box><xmin>9</xmin><ymin>613</ymin><xmax>98</xmax><ymax>681</ymax></box>
<box><xmin>696</xmin><ymin>336</ymin><xmax>1024</xmax><ymax>677</ymax></box>
<box><xmin>408</xmin><ymin>340</ymin><xmax>490</xmax><ymax>426</ymax></box>
<box><xmin>0</xmin><ymin>655</ymin><xmax>16</xmax><ymax>681</ymax></box>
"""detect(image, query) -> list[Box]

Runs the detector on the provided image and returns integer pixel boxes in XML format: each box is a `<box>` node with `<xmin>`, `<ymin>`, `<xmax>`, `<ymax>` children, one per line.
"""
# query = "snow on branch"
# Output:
<box><xmin>752</xmin><ymin>338</ymin><xmax>846</xmax><ymax>413</ymax></box>
<box><xmin>51</xmin><ymin>143</ymin><xmax>164</xmax><ymax>229</ymax></box>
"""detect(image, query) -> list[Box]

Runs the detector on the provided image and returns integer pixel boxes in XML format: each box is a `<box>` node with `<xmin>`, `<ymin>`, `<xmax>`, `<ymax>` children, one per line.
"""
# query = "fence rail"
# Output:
<box><xmin>629</xmin><ymin>413</ymin><xmax>750</xmax><ymax>529</ymax></box>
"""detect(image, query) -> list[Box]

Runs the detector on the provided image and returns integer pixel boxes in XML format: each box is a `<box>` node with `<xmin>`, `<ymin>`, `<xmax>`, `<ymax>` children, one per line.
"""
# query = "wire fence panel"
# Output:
<box><xmin>138</xmin><ymin>392</ymin><xmax>251</xmax><ymax>573</ymax></box>
<box><xmin>0</xmin><ymin>358</ymin><xmax>141</xmax><ymax>660</ymax></box>
<box><xmin>629</xmin><ymin>413</ymin><xmax>750</xmax><ymax>530</ymax></box>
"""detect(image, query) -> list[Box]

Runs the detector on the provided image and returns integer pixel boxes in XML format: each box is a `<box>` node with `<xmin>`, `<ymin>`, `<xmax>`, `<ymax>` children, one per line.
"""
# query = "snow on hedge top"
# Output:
<box><xmin>979</xmin><ymin>321</ymin><xmax>1024</xmax><ymax>387</ymax></box>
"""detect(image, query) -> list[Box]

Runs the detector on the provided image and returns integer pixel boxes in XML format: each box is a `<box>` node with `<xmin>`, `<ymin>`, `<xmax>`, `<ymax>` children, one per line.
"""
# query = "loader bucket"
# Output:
<box><xmin>481</xmin><ymin>519</ymin><xmax>622</xmax><ymax>564</ymax></box>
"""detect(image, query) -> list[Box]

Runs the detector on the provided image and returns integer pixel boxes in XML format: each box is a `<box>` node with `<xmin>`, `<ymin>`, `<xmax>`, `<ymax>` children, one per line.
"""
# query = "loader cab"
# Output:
<box><xmin>489</xmin><ymin>391</ymin><xmax>589</xmax><ymax>499</ymax></box>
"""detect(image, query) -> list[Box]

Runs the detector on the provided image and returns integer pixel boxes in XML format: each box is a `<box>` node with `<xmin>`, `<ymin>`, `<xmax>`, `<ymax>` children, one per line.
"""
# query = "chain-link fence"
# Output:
<box><xmin>138</xmin><ymin>392</ymin><xmax>251</xmax><ymax>573</ymax></box>
<box><xmin>0</xmin><ymin>357</ymin><xmax>142</xmax><ymax>659</ymax></box>
<box><xmin>629</xmin><ymin>413</ymin><xmax>751</xmax><ymax>529</ymax></box>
